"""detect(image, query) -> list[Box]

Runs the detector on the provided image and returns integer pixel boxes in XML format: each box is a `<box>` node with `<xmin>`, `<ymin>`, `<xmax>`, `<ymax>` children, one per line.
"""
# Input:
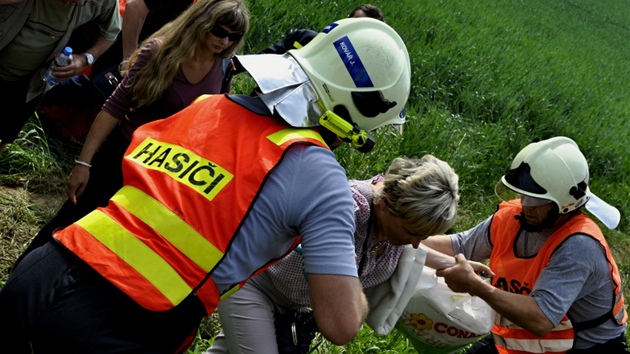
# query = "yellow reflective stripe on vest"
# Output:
<box><xmin>75</xmin><ymin>209</ymin><xmax>192</xmax><ymax>306</ymax></box>
<box><xmin>110</xmin><ymin>185</ymin><xmax>224</xmax><ymax>271</ymax></box>
<box><xmin>267</xmin><ymin>128</ymin><xmax>326</xmax><ymax>146</ymax></box>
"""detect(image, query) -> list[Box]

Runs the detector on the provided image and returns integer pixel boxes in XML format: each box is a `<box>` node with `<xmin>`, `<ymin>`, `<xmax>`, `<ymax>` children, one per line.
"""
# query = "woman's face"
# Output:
<box><xmin>376</xmin><ymin>201</ymin><xmax>426</xmax><ymax>248</ymax></box>
<box><xmin>205</xmin><ymin>24</ymin><xmax>243</xmax><ymax>54</ymax></box>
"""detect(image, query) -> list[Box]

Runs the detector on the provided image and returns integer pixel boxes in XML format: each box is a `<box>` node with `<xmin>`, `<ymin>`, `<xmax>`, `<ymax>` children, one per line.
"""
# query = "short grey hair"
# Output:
<box><xmin>374</xmin><ymin>155</ymin><xmax>460</xmax><ymax>236</ymax></box>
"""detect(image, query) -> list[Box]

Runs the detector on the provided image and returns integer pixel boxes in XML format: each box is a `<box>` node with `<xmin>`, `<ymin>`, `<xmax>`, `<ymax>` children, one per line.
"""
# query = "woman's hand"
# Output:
<box><xmin>66</xmin><ymin>164</ymin><xmax>90</xmax><ymax>204</ymax></box>
<box><xmin>65</xmin><ymin>111</ymin><xmax>120</xmax><ymax>204</ymax></box>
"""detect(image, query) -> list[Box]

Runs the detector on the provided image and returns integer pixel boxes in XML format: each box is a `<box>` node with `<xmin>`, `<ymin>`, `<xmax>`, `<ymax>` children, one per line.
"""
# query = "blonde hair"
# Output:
<box><xmin>123</xmin><ymin>0</ymin><xmax>249</xmax><ymax>107</ymax></box>
<box><xmin>374</xmin><ymin>155</ymin><xmax>460</xmax><ymax>236</ymax></box>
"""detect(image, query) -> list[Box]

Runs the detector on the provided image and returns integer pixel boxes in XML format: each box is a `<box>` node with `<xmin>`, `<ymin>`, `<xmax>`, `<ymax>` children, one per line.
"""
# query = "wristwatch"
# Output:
<box><xmin>83</xmin><ymin>52</ymin><xmax>94</xmax><ymax>65</ymax></box>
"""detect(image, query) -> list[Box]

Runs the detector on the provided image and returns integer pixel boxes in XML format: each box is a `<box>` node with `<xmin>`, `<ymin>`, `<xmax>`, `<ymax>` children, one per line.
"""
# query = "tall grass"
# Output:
<box><xmin>0</xmin><ymin>113</ymin><xmax>78</xmax><ymax>192</ymax></box>
<box><xmin>240</xmin><ymin>0</ymin><xmax>630</xmax><ymax>229</ymax></box>
<box><xmin>1</xmin><ymin>0</ymin><xmax>629</xmax><ymax>352</ymax></box>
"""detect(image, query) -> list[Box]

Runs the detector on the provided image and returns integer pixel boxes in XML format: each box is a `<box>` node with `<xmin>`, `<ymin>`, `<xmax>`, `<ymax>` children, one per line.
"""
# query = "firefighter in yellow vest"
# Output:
<box><xmin>0</xmin><ymin>18</ymin><xmax>411</xmax><ymax>353</ymax></box>
<box><xmin>424</xmin><ymin>136</ymin><xmax>628</xmax><ymax>354</ymax></box>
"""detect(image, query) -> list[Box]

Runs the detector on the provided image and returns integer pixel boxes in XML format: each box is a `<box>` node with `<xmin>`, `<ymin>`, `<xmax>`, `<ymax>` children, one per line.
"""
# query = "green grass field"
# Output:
<box><xmin>1</xmin><ymin>0</ymin><xmax>629</xmax><ymax>352</ymax></box>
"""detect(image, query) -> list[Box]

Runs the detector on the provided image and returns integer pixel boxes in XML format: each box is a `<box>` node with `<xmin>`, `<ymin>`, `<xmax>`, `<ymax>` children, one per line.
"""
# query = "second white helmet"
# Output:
<box><xmin>499</xmin><ymin>136</ymin><xmax>590</xmax><ymax>214</ymax></box>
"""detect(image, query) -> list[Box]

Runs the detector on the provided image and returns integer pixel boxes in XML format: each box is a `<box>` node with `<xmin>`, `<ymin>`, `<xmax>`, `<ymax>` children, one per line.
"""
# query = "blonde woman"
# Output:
<box><xmin>18</xmin><ymin>0</ymin><xmax>249</xmax><ymax>265</ymax></box>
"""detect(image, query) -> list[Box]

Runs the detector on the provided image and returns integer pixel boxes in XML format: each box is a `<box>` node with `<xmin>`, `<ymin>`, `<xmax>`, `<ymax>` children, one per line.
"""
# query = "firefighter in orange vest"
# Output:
<box><xmin>0</xmin><ymin>18</ymin><xmax>411</xmax><ymax>353</ymax></box>
<box><xmin>424</xmin><ymin>136</ymin><xmax>628</xmax><ymax>354</ymax></box>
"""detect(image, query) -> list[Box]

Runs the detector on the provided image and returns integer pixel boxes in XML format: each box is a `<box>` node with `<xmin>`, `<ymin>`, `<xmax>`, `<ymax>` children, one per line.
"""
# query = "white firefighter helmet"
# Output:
<box><xmin>288</xmin><ymin>17</ymin><xmax>411</xmax><ymax>133</ymax></box>
<box><xmin>499</xmin><ymin>136</ymin><xmax>590</xmax><ymax>214</ymax></box>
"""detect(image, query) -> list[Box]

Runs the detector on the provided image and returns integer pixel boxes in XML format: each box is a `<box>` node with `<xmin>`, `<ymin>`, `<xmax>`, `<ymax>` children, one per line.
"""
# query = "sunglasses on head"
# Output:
<box><xmin>210</xmin><ymin>24</ymin><xmax>243</xmax><ymax>42</ymax></box>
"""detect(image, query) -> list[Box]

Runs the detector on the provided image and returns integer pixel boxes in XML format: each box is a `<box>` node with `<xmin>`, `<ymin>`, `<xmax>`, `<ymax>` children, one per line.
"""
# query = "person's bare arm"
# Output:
<box><xmin>422</xmin><ymin>234</ymin><xmax>456</xmax><ymax>256</ymax></box>
<box><xmin>437</xmin><ymin>254</ymin><xmax>554</xmax><ymax>336</ymax></box>
<box><xmin>66</xmin><ymin>111</ymin><xmax>119</xmax><ymax>203</ymax></box>
<box><xmin>308</xmin><ymin>274</ymin><xmax>368</xmax><ymax>345</ymax></box>
<box><xmin>81</xmin><ymin>36</ymin><xmax>117</xmax><ymax>66</ymax></box>
<box><xmin>424</xmin><ymin>246</ymin><xmax>494</xmax><ymax>276</ymax></box>
<box><xmin>121</xmin><ymin>0</ymin><xmax>149</xmax><ymax>60</ymax></box>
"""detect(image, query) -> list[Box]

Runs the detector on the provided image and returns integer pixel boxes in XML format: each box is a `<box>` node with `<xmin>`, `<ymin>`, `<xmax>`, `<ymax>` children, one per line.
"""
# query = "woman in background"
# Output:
<box><xmin>16</xmin><ymin>0</ymin><xmax>249</xmax><ymax>266</ymax></box>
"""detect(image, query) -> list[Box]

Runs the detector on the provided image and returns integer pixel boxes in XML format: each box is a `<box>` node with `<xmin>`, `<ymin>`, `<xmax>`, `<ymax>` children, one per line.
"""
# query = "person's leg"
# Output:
<box><xmin>2</xmin><ymin>240</ymin><xmax>206</xmax><ymax>353</ymax></box>
<box><xmin>0</xmin><ymin>78</ymin><xmax>42</xmax><ymax>153</ymax></box>
<box><xmin>207</xmin><ymin>274</ymin><xmax>290</xmax><ymax>353</ymax></box>
<box><xmin>0</xmin><ymin>241</ymin><xmax>63</xmax><ymax>353</ymax></box>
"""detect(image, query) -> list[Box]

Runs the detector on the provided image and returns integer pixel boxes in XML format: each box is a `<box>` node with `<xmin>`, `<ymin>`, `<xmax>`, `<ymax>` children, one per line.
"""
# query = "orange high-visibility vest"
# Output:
<box><xmin>54</xmin><ymin>95</ymin><xmax>329</xmax><ymax>314</ymax></box>
<box><xmin>488</xmin><ymin>201</ymin><xmax>627</xmax><ymax>354</ymax></box>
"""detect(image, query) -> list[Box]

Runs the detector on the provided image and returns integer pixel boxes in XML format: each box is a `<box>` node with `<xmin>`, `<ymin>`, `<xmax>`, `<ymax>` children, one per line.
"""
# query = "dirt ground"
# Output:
<box><xmin>0</xmin><ymin>184</ymin><xmax>66</xmax><ymax>283</ymax></box>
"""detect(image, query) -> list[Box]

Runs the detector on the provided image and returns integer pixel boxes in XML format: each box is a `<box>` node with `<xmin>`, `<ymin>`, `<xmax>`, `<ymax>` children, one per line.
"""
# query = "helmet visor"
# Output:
<box><xmin>495</xmin><ymin>181</ymin><xmax>552</xmax><ymax>207</ymax></box>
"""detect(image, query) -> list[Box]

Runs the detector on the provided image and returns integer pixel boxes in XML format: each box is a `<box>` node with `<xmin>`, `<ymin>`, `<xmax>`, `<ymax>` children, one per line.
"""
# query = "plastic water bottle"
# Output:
<box><xmin>43</xmin><ymin>46</ymin><xmax>73</xmax><ymax>86</ymax></box>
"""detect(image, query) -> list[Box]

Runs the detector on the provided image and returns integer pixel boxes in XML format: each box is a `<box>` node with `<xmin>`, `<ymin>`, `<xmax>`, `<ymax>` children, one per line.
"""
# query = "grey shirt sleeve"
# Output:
<box><xmin>532</xmin><ymin>234</ymin><xmax>623</xmax><ymax>348</ymax></box>
<box><xmin>211</xmin><ymin>145</ymin><xmax>357</xmax><ymax>292</ymax></box>
<box><xmin>450</xmin><ymin>216</ymin><xmax>494</xmax><ymax>261</ymax></box>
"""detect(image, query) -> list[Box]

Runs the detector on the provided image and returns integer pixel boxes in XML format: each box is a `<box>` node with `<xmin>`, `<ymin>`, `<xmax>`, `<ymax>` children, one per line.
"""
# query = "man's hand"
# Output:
<box><xmin>436</xmin><ymin>253</ymin><xmax>485</xmax><ymax>294</ymax></box>
<box><xmin>50</xmin><ymin>56</ymin><xmax>85</xmax><ymax>82</ymax></box>
<box><xmin>437</xmin><ymin>254</ymin><xmax>555</xmax><ymax>336</ymax></box>
<box><xmin>468</xmin><ymin>260</ymin><xmax>495</xmax><ymax>278</ymax></box>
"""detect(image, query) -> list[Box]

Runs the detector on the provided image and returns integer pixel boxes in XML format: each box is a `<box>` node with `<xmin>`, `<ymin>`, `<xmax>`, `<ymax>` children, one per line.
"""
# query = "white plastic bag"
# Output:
<box><xmin>365</xmin><ymin>245</ymin><xmax>427</xmax><ymax>335</ymax></box>
<box><xmin>396</xmin><ymin>267</ymin><xmax>495</xmax><ymax>354</ymax></box>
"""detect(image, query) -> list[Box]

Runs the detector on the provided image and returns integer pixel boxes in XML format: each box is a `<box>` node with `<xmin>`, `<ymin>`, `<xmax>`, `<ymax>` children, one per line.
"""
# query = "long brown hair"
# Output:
<box><xmin>123</xmin><ymin>0</ymin><xmax>249</xmax><ymax>107</ymax></box>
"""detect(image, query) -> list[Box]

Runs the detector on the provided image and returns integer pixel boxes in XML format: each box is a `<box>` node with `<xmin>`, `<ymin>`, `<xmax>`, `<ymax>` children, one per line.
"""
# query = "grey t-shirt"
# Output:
<box><xmin>211</xmin><ymin>144</ymin><xmax>359</xmax><ymax>294</ymax></box>
<box><xmin>262</xmin><ymin>176</ymin><xmax>404</xmax><ymax>308</ymax></box>
<box><xmin>450</xmin><ymin>216</ymin><xmax>626</xmax><ymax>349</ymax></box>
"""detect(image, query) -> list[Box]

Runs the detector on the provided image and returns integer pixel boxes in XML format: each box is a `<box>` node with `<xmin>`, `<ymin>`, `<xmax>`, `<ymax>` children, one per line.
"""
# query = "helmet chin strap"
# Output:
<box><xmin>318</xmin><ymin>110</ymin><xmax>375</xmax><ymax>153</ymax></box>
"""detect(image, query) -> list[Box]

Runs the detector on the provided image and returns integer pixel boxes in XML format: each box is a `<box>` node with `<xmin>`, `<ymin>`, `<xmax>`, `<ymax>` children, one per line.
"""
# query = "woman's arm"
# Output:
<box><xmin>66</xmin><ymin>111</ymin><xmax>120</xmax><ymax>204</ymax></box>
<box><xmin>424</xmin><ymin>244</ymin><xmax>494</xmax><ymax>276</ymax></box>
